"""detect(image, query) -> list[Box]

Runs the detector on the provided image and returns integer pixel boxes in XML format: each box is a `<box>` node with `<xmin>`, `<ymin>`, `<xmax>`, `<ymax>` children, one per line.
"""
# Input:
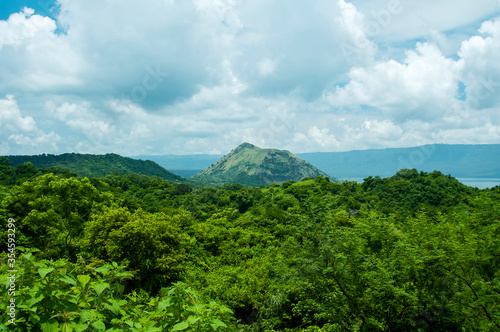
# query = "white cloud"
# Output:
<box><xmin>350</xmin><ymin>0</ymin><xmax>500</xmax><ymax>43</ymax></box>
<box><xmin>0</xmin><ymin>2</ymin><xmax>499</xmax><ymax>155</ymax></box>
<box><xmin>9</xmin><ymin>131</ymin><xmax>61</xmax><ymax>148</ymax></box>
<box><xmin>459</xmin><ymin>17</ymin><xmax>500</xmax><ymax>109</ymax></box>
<box><xmin>337</xmin><ymin>0</ymin><xmax>377</xmax><ymax>65</ymax></box>
<box><xmin>0</xmin><ymin>8</ymin><xmax>83</xmax><ymax>93</ymax></box>
<box><xmin>305</xmin><ymin>126</ymin><xmax>341</xmax><ymax>150</ymax></box>
<box><xmin>0</xmin><ymin>7</ymin><xmax>56</xmax><ymax>48</ymax></box>
<box><xmin>0</xmin><ymin>96</ymin><xmax>63</xmax><ymax>154</ymax></box>
<box><xmin>0</xmin><ymin>95</ymin><xmax>37</xmax><ymax>132</ymax></box>
<box><xmin>326</xmin><ymin>43</ymin><xmax>460</xmax><ymax>122</ymax></box>
<box><xmin>363</xmin><ymin>120</ymin><xmax>403</xmax><ymax>140</ymax></box>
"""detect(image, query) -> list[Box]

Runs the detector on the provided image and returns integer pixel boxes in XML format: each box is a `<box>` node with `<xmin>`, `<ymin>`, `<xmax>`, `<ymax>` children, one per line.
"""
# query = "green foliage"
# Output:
<box><xmin>0</xmin><ymin>158</ymin><xmax>76</xmax><ymax>186</ymax></box>
<box><xmin>5</xmin><ymin>153</ymin><xmax>185</xmax><ymax>182</ymax></box>
<box><xmin>1</xmin><ymin>165</ymin><xmax>500</xmax><ymax>331</ymax></box>
<box><xmin>0</xmin><ymin>247</ymin><xmax>234</xmax><ymax>331</ymax></box>
<box><xmin>0</xmin><ymin>157</ymin><xmax>10</xmax><ymax>167</ymax></box>
<box><xmin>82</xmin><ymin>207</ymin><xmax>192</xmax><ymax>291</ymax></box>
<box><xmin>1</xmin><ymin>174</ymin><xmax>113</xmax><ymax>259</ymax></box>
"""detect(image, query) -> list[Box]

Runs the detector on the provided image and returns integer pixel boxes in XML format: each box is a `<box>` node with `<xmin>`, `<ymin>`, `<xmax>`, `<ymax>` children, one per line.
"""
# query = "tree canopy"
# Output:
<box><xmin>1</xmin><ymin>161</ymin><xmax>499</xmax><ymax>331</ymax></box>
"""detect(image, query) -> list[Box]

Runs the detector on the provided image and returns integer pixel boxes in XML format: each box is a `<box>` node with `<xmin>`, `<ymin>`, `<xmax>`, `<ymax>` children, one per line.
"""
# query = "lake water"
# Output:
<box><xmin>338</xmin><ymin>177</ymin><xmax>500</xmax><ymax>189</ymax></box>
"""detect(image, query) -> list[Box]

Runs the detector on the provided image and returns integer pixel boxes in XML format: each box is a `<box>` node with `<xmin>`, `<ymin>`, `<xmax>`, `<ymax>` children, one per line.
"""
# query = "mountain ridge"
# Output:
<box><xmin>136</xmin><ymin>144</ymin><xmax>500</xmax><ymax>180</ymax></box>
<box><xmin>4</xmin><ymin>153</ymin><xmax>185</xmax><ymax>182</ymax></box>
<box><xmin>297</xmin><ymin>143</ymin><xmax>500</xmax><ymax>178</ymax></box>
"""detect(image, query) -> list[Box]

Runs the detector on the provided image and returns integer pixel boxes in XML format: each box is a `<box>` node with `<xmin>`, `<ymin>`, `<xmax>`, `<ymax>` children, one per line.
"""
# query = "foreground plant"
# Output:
<box><xmin>0</xmin><ymin>247</ymin><xmax>234</xmax><ymax>331</ymax></box>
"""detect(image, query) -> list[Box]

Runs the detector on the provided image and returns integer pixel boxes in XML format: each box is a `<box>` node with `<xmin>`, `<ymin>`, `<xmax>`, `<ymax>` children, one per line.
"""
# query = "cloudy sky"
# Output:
<box><xmin>1</xmin><ymin>0</ymin><xmax>500</xmax><ymax>155</ymax></box>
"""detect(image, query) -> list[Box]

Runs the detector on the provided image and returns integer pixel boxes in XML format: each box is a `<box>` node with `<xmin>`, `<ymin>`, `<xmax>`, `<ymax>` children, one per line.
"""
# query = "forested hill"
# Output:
<box><xmin>191</xmin><ymin>142</ymin><xmax>330</xmax><ymax>186</ymax></box>
<box><xmin>5</xmin><ymin>153</ymin><xmax>185</xmax><ymax>182</ymax></box>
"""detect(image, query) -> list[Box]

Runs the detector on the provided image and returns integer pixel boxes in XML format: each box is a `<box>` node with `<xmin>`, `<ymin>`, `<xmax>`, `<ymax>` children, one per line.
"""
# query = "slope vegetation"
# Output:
<box><xmin>5</xmin><ymin>153</ymin><xmax>184</xmax><ymax>182</ymax></box>
<box><xmin>191</xmin><ymin>142</ymin><xmax>330</xmax><ymax>186</ymax></box>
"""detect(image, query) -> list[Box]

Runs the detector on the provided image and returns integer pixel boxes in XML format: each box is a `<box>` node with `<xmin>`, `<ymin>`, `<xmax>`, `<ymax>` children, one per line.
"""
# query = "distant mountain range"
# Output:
<box><xmin>5</xmin><ymin>144</ymin><xmax>499</xmax><ymax>187</ymax></box>
<box><xmin>297</xmin><ymin>144</ymin><xmax>500</xmax><ymax>179</ymax></box>
<box><xmin>5</xmin><ymin>153</ymin><xmax>184</xmax><ymax>183</ymax></box>
<box><xmin>137</xmin><ymin>144</ymin><xmax>500</xmax><ymax>179</ymax></box>
<box><xmin>191</xmin><ymin>142</ymin><xmax>330</xmax><ymax>186</ymax></box>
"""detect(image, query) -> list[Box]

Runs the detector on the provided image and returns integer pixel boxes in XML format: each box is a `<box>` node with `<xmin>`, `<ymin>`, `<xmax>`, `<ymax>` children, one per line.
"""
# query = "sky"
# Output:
<box><xmin>1</xmin><ymin>0</ymin><xmax>500</xmax><ymax>156</ymax></box>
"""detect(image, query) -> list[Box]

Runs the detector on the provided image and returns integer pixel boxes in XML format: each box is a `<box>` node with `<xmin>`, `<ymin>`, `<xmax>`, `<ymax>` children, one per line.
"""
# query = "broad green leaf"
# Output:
<box><xmin>93</xmin><ymin>282</ymin><xmax>110</xmax><ymax>296</ymax></box>
<box><xmin>104</xmin><ymin>300</ymin><xmax>121</xmax><ymax>315</ymax></box>
<box><xmin>116</xmin><ymin>271</ymin><xmax>134</xmax><ymax>278</ymax></box>
<box><xmin>171</xmin><ymin>320</ymin><xmax>190</xmax><ymax>331</ymax></box>
<box><xmin>33</xmin><ymin>261</ymin><xmax>47</xmax><ymax>268</ymax></box>
<box><xmin>94</xmin><ymin>265</ymin><xmax>111</xmax><ymax>275</ymax></box>
<box><xmin>157</xmin><ymin>297</ymin><xmax>174</xmax><ymax>312</ymax></box>
<box><xmin>28</xmin><ymin>314</ymin><xmax>40</xmax><ymax>325</ymax></box>
<box><xmin>187</xmin><ymin>315</ymin><xmax>199</xmax><ymax>325</ymax></box>
<box><xmin>74</xmin><ymin>324</ymin><xmax>89</xmax><ymax>332</ymax></box>
<box><xmin>27</xmin><ymin>293</ymin><xmax>45</xmax><ymax>307</ymax></box>
<box><xmin>79</xmin><ymin>310</ymin><xmax>95</xmax><ymax>323</ymax></box>
<box><xmin>218</xmin><ymin>307</ymin><xmax>233</xmax><ymax>314</ymax></box>
<box><xmin>58</xmin><ymin>275</ymin><xmax>77</xmax><ymax>286</ymax></box>
<box><xmin>209</xmin><ymin>318</ymin><xmax>227</xmax><ymax>330</ymax></box>
<box><xmin>91</xmin><ymin>320</ymin><xmax>106</xmax><ymax>330</ymax></box>
<box><xmin>41</xmin><ymin>321</ymin><xmax>59</xmax><ymax>332</ymax></box>
<box><xmin>61</xmin><ymin>322</ymin><xmax>73</xmax><ymax>332</ymax></box>
<box><xmin>38</xmin><ymin>267</ymin><xmax>55</xmax><ymax>279</ymax></box>
<box><xmin>77</xmin><ymin>275</ymin><xmax>91</xmax><ymax>289</ymax></box>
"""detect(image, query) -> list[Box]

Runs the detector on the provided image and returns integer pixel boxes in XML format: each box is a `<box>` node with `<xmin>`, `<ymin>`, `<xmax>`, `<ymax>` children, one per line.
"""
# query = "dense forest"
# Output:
<box><xmin>5</xmin><ymin>154</ymin><xmax>184</xmax><ymax>183</ymax></box>
<box><xmin>1</xmin><ymin>157</ymin><xmax>500</xmax><ymax>331</ymax></box>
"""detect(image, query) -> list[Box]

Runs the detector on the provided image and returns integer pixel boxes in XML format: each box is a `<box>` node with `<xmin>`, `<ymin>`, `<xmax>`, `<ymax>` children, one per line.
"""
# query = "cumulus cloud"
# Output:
<box><xmin>0</xmin><ymin>95</ymin><xmax>37</xmax><ymax>132</ymax></box>
<box><xmin>0</xmin><ymin>95</ymin><xmax>62</xmax><ymax>154</ymax></box>
<box><xmin>0</xmin><ymin>7</ymin><xmax>55</xmax><ymax>47</ymax></box>
<box><xmin>326</xmin><ymin>42</ymin><xmax>460</xmax><ymax>122</ymax></box>
<box><xmin>351</xmin><ymin>0</ymin><xmax>500</xmax><ymax>44</ymax></box>
<box><xmin>0</xmin><ymin>8</ymin><xmax>83</xmax><ymax>93</ymax></box>
<box><xmin>0</xmin><ymin>1</ymin><xmax>499</xmax><ymax>155</ymax></box>
<box><xmin>293</xmin><ymin>126</ymin><xmax>341</xmax><ymax>152</ymax></box>
<box><xmin>459</xmin><ymin>17</ymin><xmax>500</xmax><ymax>109</ymax></box>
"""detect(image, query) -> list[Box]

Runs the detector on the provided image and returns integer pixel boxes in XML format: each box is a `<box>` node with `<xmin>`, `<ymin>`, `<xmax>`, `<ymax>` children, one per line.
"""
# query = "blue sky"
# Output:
<box><xmin>1</xmin><ymin>0</ymin><xmax>500</xmax><ymax>155</ymax></box>
<box><xmin>0</xmin><ymin>0</ymin><xmax>58</xmax><ymax>20</ymax></box>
